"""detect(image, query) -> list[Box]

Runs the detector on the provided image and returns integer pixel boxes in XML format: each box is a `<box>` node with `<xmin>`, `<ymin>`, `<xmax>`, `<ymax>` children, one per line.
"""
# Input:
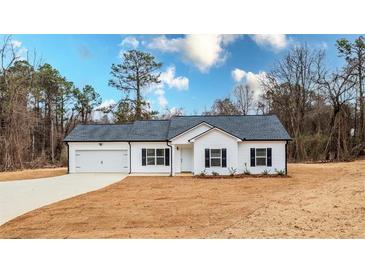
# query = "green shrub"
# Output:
<box><xmin>275</xmin><ymin>169</ymin><xmax>286</xmax><ymax>176</ymax></box>
<box><xmin>199</xmin><ymin>169</ymin><xmax>207</xmax><ymax>176</ymax></box>
<box><xmin>212</xmin><ymin>171</ymin><xmax>220</xmax><ymax>176</ymax></box>
<box><xmin>243</xmin><ymin>163</ymin><xmax>251</xmax><ymax>175</ymax></box>
<box><xmin>228</xmin><ymin>167</ymin><xmax>237</xmax><ymax>176</ymax></box>
<box><xmin>262</xmin><ymin>169</ymin><xmax>269</xmax><ymax>175</ymax></box>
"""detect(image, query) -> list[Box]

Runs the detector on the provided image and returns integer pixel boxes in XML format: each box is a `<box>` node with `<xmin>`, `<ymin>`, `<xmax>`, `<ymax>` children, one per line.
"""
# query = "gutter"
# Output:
<box><xmin>285</xmin><ymin>141</ymin><xmax>288</xmax><ymax>175</ymax></box>
<box><xmin>128</xmin><ymin>141</ymin><xmax>132</xmax><ymax>174</ymax></box>
<box><xmin>166</xmin><ymin>140</ymin><xmax>173</xmax><ymax>176</ymax></box>
<box><xmin>66</xmin><ymin>142</ymin><xmax>70</xmax><ymax>174</ymax></box>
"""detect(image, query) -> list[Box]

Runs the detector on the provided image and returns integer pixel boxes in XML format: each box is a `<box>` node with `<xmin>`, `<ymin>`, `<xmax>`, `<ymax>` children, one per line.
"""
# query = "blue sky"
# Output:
<box><xmin>7</xmin><ymin>34</ymin><xmax>360</xmax><ymax>114</ymax></box>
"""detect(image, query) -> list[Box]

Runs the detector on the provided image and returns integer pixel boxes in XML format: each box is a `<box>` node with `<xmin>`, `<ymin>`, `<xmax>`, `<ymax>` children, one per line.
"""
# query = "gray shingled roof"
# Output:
<box><xmin>64</xmin><ymin>115</ymin><xmax>291</xmax><ymax>142</ymax></box>
<box><xmin>168</xmin><ymin>115</ymin><xmax>291</xmax><ymax>140</ymax></box>
<box><xmin>64</xmin><ymin>124</ymin><xmax>132</xmax><ymax>142</ymax></box>
<box><xmin>127</xmin><ymin>120</ymin><xmax>170</xmax><ymax>141</ymax></box>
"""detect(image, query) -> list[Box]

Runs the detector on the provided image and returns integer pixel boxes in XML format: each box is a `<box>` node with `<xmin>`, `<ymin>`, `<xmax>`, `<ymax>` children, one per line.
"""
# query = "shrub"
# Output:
<box><xmin>212</xmin><ymin>171</ymin><xmax>220</xmax><ymax>176</ymax></box>
<box><xmin>199</xmin><ymin>169</ymin><xmax>207</xmax><ymax>176</ymax></box>
<box><xmin>228</xmin><ymin>167</ymin><xmax>237</xmax><ymax>176</ymax></box>
<box><xmin>262</xmin><ymin>169</ymin><xmax>269</xmax><ymax>175</ymax></box>
<box><xmin>243</xmin><ymin>163</ymin><xmax>251</xmax><ymax>175</ymax></box>
<box><xmin>275</xmin><ymin>169</ymin><xmax>286</xmax><ymax>176</ymax></box>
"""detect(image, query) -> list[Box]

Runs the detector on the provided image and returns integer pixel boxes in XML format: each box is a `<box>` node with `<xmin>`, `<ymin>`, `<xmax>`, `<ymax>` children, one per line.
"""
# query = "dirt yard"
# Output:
<box><xmin>0</xmin><ymin>161</ymin><xmax>364</xmax><ymax>238</ymax></box>
<box><xmin>0</xmin><ymin>167</ymin><xmax>67</xmax><ymax>182</ymax></box>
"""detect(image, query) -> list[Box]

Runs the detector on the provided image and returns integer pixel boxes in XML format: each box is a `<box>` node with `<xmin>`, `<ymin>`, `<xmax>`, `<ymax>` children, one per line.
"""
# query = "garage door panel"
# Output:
<box><xmin>75</xmin><ymin>150</ymin><xmax>128</xmax><ymax>173</ymax></box>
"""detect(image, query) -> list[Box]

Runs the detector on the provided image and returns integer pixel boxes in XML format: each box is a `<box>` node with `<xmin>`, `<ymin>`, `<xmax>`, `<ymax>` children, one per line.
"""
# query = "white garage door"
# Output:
<box><xmin>75</xmin><ymin>150</ymin><xmax>128</xmax><ymax>173</ymax></box>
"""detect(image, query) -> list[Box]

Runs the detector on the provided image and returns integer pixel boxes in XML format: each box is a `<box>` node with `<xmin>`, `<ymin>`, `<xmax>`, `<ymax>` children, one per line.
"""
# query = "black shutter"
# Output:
<box><xmin>222</xmin><ymin>148</ymin><xmax>227</xmax><ymax>167</ymax></box>
<box><xmin>267</xmin><ymin>148</ymin><xmax>272</xmax><ymax>167</ymax></box>
<box><xmin>165</xmin><ymin>148</ymin><xmax>170</xmax><ymax>166</ymax></box>
<box><xmin>250</xmin><ymin>148</ymin><xmax>255</xmax><ymax>167</ymax></box>
<box><xmin>205</xmin><ymin>149</ymin><xmax>210</xmax><ymax>168</ymax></box>
<box><xmin>142</xmin><ymin>148</ymin><xmax>146</xmax><ymax>166</ymax></box>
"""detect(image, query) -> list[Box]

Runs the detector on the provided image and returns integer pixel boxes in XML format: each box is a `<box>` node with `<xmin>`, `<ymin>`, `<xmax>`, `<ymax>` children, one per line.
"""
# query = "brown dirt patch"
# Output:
<box><xmin>0</xmin><ymin>167</ymin><xmax>67</xmax><ymax>182</ymax></box>
<box><xmin>0</xmin><ymin>161</ymin><xmax>364</xmax><ymax>238</ymax></box>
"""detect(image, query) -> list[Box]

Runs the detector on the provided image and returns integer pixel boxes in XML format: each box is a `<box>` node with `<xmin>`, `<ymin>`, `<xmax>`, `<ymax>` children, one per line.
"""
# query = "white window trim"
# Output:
<box><xmin>255</xmin><ymin>148</ymin><xmax>267</xmax><ymax>166</ymax></box>
<box><xmin>146</xmin><ymin>148</ymin><xmax>165</xmax><ymax>166</ymax></box>
<box><xmin>210</xmin><ymin>148</ymin><xmax>222</xmax><ymax>167</ymax></box>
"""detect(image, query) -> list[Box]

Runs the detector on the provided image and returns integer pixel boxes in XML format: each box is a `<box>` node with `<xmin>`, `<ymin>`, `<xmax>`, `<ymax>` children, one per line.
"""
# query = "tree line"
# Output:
<box><xmin>0</xmin><ymin>36</ymin><xmax>101</xmax><ymax>170</ymax></box>
<box><xmin>203</xmin><ymin>38</ymin><xmax>365</xmax><ymax>162</ymax></box>
<box><xmin>1</xmin><ymin>35</ymin><xmax>364</xmax><ymax>171</ymax></box>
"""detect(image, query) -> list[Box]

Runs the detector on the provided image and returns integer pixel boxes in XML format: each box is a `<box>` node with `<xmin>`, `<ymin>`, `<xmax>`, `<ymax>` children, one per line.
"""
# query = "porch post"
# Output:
<box><xmin>171</xmin><ymin>144</ymin><xmax>176</xmax><ymax>176</ymax></box>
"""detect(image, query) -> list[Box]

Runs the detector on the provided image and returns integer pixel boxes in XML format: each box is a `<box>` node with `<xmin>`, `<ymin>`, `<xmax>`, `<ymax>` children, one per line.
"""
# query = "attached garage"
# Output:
<box><xmin>75</xmin><ymin>150</ymin><xmax>129</xmax><ymax>173</ymax></box>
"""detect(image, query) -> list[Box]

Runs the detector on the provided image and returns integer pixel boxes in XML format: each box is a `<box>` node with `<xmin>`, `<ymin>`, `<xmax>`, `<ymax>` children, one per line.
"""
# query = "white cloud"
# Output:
<box><xmin>231</xmin><ymin>68</ymin><xmax>247</xmax><ymax>82</ymax></box>
<box><xmin>154</xmin><ymin>89</ymin><xmax>168</xmax><ymax>108</ymax></box>
<box><xmin>169</xmin><ymin>107</ymin><xmax>183</xmax><ymax>115</ymax></box>
<box><xmin>221</xmin><ymin>34</ymin><xmax>241</xmax><ymax>45</ymax></box>
<box><xmin>250</xmin><ymin>34</ymin><xmax>288</xmax><ymax>51</ymax></box>
<box><xmin>10</xmin><ymin>39</ymin><xmax>22</xmax><ymax>48</ymax></box>
<box><xmin>231</xmin><ymin>68</ymin><xmax>266</xmax><ymax>100</ymax></box>
<box><xmin>147</xmin><ymin>35</ymin><xmax>181</xmax><ymax>52</ymax></box>
<box><xmin>160</xmin><ymin>66</ymin><xmax>189</xmax><ymax>90</ymax></box>
<box><xmin>147</xmin><ymin>34</ymin><xmax>241</xmax><ymax>72</ymax></box>
<box><xmin>146</xmin><ymin>66</ymin><xmax>189</xmax><ymax>110</ymax></box>
<box><xmin>93</xmin><ymin>99</ymin><xmax>116</xmax><ymax>121</ymax></box>
<box><xmin>98</xmin><ymin>99</ymin><xmax>116</xmax><ymax>109</ymax></box>
<box><xmin>120</xmin><ymin>36</ymin><xmax>139</xmax><ymax>48</ymax></box>
<box><xmin>9</xmin><ymin>39</ymin><xmax>27</xmax><ymax>60</ymax></box>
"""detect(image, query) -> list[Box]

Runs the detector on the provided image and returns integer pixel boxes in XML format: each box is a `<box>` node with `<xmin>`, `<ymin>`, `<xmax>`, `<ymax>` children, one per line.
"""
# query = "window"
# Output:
<box><xmin>205</xmin><ymin>148</ymin><xmax>227</xmax><ymax>168</ymax></box>
<box><xmin>146</xmin><ymin>148</ymin><xmax>165</xmax><ymax>166</ymax></box>
<box><xmin>255</xmin><ymin>148</ymin><xmax>267</xmax><ymax>166</ymax></box>
<box><xmin>210</xmin><ymin>149</ymin><xmax>222</xmax><ymax>167</ymax></box>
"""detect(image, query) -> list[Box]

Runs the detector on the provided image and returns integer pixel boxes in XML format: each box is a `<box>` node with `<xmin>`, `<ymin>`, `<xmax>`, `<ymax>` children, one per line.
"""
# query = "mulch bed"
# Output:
<box><xmin>195</xmin><ymin>174</ymin><xmax>289</xmax><ymax>179</ymax></box>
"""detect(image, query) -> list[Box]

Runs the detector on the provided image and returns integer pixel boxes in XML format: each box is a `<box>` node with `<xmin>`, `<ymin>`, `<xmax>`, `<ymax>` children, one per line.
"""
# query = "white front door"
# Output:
<box><xmin>75</xmin><ymin>150</ymin><xmax>129</xmax><ymax>173</ymax></box>
<box><xmin>181</xmin><ymin>148</ymin><xmax>193</xmax><ymax>172</ymax></box>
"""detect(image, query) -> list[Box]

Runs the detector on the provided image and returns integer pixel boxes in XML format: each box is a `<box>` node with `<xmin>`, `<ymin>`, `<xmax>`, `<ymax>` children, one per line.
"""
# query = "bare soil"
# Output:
<box><xmin>0</xmin><ymin>167</ymin><xmax>67</xmax><ymax>182</ymax></box>
<box><xmin>0</xmin><ymin>161</ymin><xmax>364</xmax><ymax>238</ymax></box>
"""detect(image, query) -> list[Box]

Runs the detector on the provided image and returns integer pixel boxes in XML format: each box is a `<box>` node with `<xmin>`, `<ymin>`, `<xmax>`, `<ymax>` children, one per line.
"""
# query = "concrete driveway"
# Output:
<box><xmin>0</xmin><ymin>173</ymin><xmax>127</xmax><ymax>225</ymax></box>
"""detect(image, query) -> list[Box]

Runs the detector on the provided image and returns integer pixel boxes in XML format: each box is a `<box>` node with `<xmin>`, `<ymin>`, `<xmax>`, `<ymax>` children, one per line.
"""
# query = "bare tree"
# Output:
<box><xmin>262</xmin><ymin>44</ymin><xmax>325</xmax><ymax>160</ymax></box>
<box><xmin>160</xmin><ymin>107</ymin><xmax>184</xmax><ymax>119</ymax></box>
<box><xmin>203</xmin><ymin>97</ymin><xmax>240</xmax><ymax>115</ymax></box>
<box><xmin>337</xmin><ymin>36</ymin><xmax>365</xmax><ymax>143</ymax></box>
<box><xmin>233</xmin><ymin>84</ymin><xmax>253</xmax><ymax>115</ymax></box>
<box><xmin>318</xmin><ymin>68</ymin><xmax>357</xmax><ymax>160</ymax></box>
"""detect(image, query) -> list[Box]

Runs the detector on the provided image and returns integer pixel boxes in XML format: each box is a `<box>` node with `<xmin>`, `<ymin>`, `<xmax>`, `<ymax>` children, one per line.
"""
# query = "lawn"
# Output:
<box><xmin>0</xmin><ymin>161</ymin><xmax>364</xmax><ymax>238</ymax></box>
<box><xmin>0</xmin><ymin>167</ymin><xmax>67</xmax><ymax>182</ymax></box>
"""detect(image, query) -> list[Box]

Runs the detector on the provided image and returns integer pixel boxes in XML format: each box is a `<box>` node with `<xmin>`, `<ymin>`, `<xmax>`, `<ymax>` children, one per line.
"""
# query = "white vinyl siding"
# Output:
<box><xmin>238</xmin><ymin>141</ymin><xmax>286</xmax><ymax>174</ymax></box>
<box><xmin>131</xmin><ymin>142</ymin><xmax>170</xmax><ymax>173</ymax></box>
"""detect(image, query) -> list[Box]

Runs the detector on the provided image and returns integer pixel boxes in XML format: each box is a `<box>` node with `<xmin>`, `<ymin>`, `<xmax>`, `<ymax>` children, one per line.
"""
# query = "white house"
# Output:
<box><xmin>64</xmin><ymin>115</ymin><xmax>291</xmax><ymax>175</ymax></box>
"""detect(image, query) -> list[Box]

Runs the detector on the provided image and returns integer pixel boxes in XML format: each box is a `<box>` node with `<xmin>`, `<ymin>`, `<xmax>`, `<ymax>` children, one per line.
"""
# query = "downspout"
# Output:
<box><xmin>285</xmin><ymin>141</ymin><xmax>288</xmax><ymax>175</ymax></box>
<box><xmin>166</xmin><ymin>140</ymin><xmax>173</xmax><ymax>176</ymax></box>
<box><xmin>66</xmin><ymin>142</ymin><xmax>70</xmax><ymax>174</ymax></box>
<box><xmin>128</xmin><ymin>141</ymin><xmax>132</xmax><ymax>174</ymax></box>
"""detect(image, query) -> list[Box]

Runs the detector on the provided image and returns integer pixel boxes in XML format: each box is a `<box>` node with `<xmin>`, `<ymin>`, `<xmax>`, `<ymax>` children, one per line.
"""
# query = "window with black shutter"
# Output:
<box><xmin>205</xmin><ymin>149</ymin><xmax>210</xmax><ymax>168</ymax></box>
<box><xmin>250</xmin><ymin>148</ymin><xmax>272</xmax><ymax>167</ymax></box>
<box><xmin>250</xmin><ymin>148</ymin><xmax>255</xmax><ymax>167</ymax></box>
<box><xmin>142</xmin><ymin>148</ymin><xmax>146</xmax><ymax>166</ymax></box>
<box><xmin>222</xmin><ymin>148</ymin><xmax>227</xmax><ymax>167</ymax></box>
<box><xmin>165</xmin><ymin>148</ymin><xmax>170</xmax><ymax>166</ymax></box>
<box><xmin>205</xmin><ymin>148</ymin><xmax>226</xmax><ymax>167</ymax></box>
<box><xmin>255</xmin><ymin>148</ymin><xmax>267</xmax><ymax>166</ymax></box>
<box><xmin>142</xmin><ymin>148</ymin><xmax>166</xmax><ymax>166</ymax></box>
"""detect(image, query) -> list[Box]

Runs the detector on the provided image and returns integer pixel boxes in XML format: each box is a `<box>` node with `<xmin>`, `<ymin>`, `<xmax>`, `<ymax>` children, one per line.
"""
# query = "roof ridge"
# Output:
<box><xmin>172</xmin><ymin>114</ymin><xmax>276</xmax><ymax>117</ymax></box>
<box><xmin>135</xmin><ymin>119</ymin><xmax>170</xmax><ymax>121</ymax></box>
<box><xmin>77</xmin><ymin>123</ymin><xmax>134</xmax><ymax>126</ymax></box>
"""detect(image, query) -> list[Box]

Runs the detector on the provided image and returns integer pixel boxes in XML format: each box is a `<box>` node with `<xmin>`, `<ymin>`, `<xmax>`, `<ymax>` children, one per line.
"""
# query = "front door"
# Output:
<box><xmin>181</xmin><ymin>148</ymin><xmax>193</xmax><ymax>172</ymax></box>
